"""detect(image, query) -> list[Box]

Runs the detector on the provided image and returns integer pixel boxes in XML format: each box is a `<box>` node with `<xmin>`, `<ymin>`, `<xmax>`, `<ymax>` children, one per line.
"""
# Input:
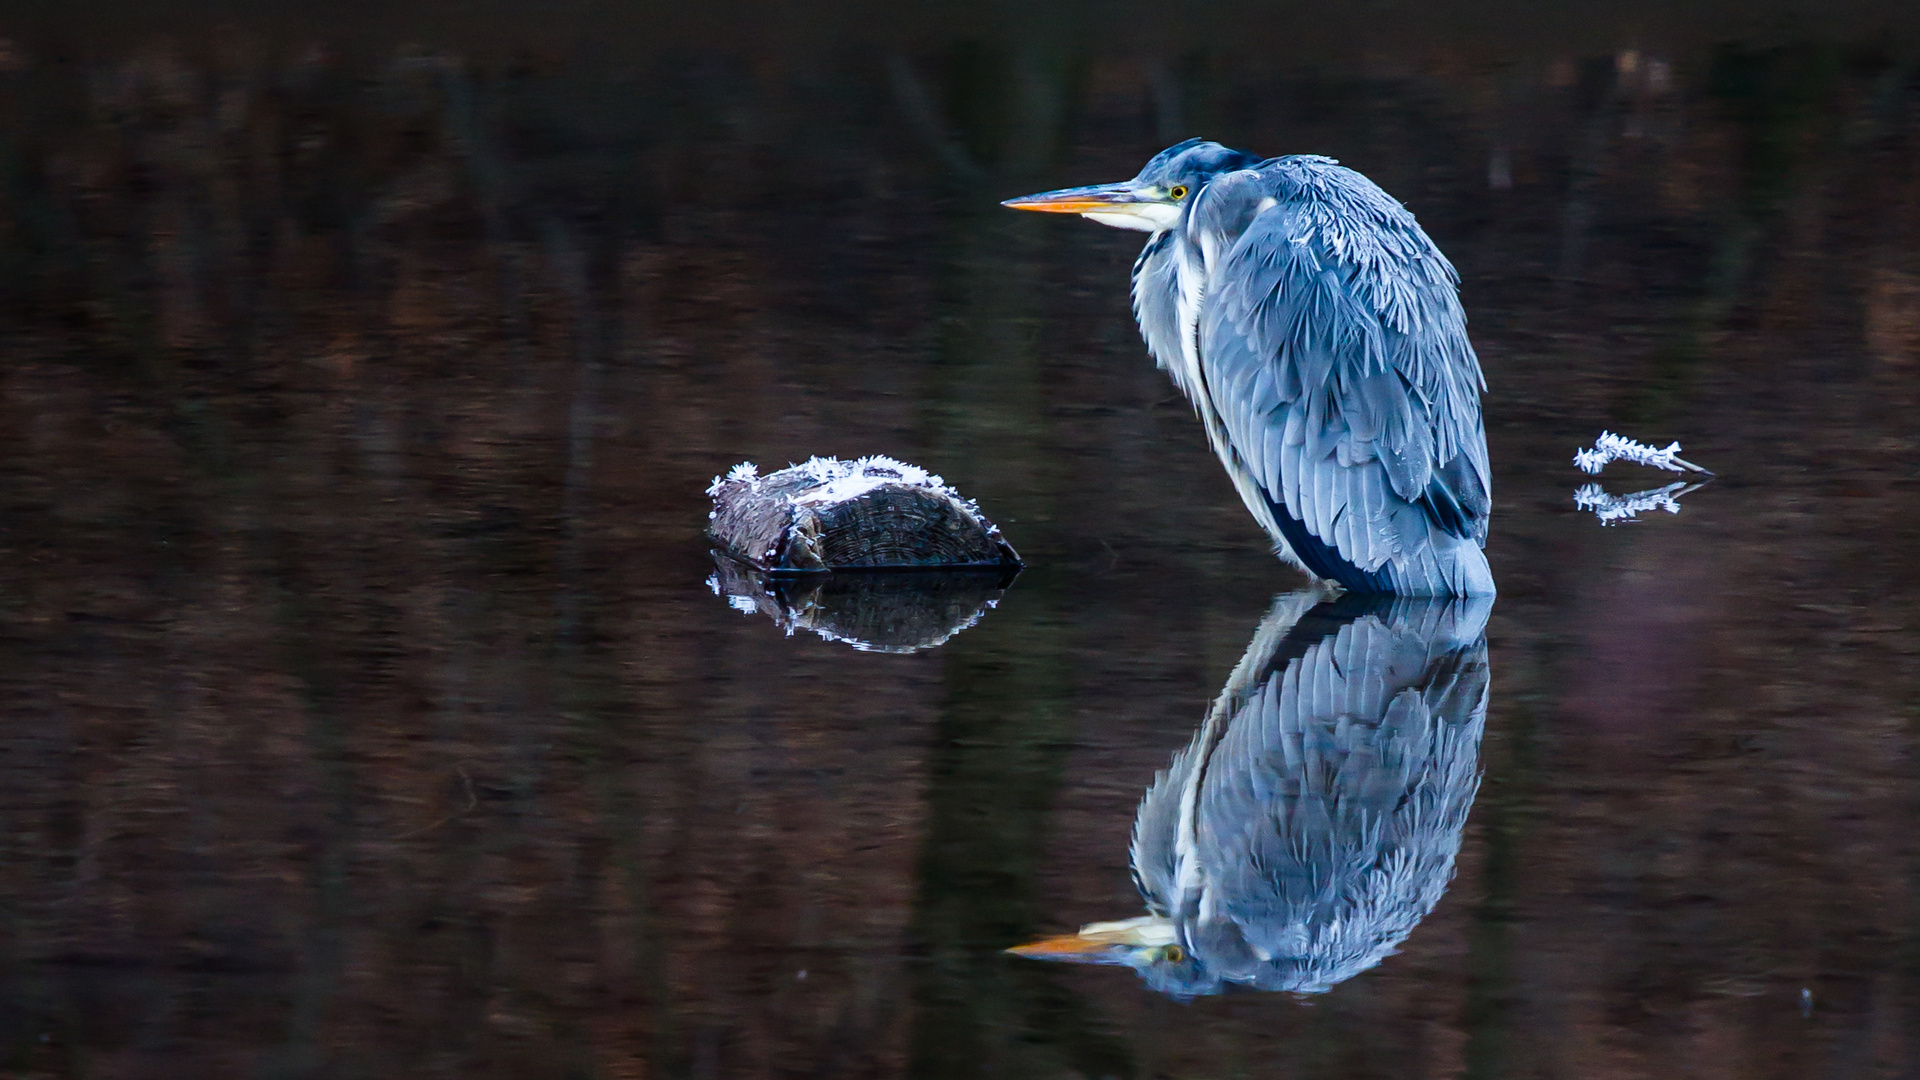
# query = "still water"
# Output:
<box><xmin>1</xmin><ymin>15</ymin><xmax>1919</xmax><ymax>1078</ymax></box>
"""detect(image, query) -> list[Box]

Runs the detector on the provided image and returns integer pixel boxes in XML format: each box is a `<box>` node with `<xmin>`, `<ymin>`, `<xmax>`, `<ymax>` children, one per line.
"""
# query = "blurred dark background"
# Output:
<box><xmin>2</xmin><ymin>2</ymin><xmax>1920</xmax><ymax>1078</ymax></box>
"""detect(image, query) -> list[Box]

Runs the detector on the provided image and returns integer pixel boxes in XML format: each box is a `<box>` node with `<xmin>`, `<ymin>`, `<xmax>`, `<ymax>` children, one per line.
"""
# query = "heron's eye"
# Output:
<box><xmin>1163</xmin><ymin>945</ymin><xmax>1185</xmax><ymax>963</ymax></box>
<box><xmin>1169</xmin><ymin>185</ymin><xmax>1189</xmax><ymax>200</ymax></box>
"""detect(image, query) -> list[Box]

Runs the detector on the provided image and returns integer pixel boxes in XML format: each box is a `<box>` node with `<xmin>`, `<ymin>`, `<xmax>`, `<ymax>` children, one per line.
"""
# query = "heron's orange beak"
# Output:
<box><xmin>1006</xmin><ymin>916</ymin><xmax>1176</xmax><ymax>965</ymax></box>
<box><xmin>1007</xmin><ymin>930</ymin><xmax>1135</xmax><ymax>965</ymax></box>
<box><xmin>1001</xmin><ymin>181</ymin><xmax>1149</xmax><ymax>214</ymax></box>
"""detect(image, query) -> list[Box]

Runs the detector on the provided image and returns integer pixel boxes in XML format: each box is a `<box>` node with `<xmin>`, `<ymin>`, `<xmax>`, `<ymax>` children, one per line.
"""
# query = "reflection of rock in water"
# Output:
<box><xmin>1011</xmin><ymin>588</ymin><xmax>1490</xmax><ymax>997</ymax></box>
<box><xmin>708</xmin><ymin>555</ymin><xmax>1018</xmax><ymax>654</ymax></box>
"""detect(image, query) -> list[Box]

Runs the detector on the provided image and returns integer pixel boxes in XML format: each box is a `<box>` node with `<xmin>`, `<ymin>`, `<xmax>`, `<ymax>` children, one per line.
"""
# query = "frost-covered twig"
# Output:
<box><xmin>1572</xmin><ymin>431</ymin><xmax>1712</xmax><ymax>476</ymax></box>
<box><xmin>1572</xmin><ymin>480</ymin><xmax>1708</xmax><ymax>526</ymax></box>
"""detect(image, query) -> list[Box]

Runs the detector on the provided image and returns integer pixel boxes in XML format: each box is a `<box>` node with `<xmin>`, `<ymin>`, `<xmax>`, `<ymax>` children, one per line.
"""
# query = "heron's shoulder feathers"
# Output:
<box><xmin>1126</xmin><ymin>150</ymin><xmax>1493</xmax><ymax>588</ymax></box>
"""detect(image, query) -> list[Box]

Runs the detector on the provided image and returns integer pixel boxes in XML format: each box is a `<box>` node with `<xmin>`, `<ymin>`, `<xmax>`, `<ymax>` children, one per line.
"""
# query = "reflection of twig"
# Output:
<box><xmin>1573</xmin><ymin>480</ymin><xmax>1708</xmax><ymax>525</ymax></box>
<box><xmin>394</xmin><ymin>765</ymin><xmax>479</xmax><ymax>839</ymax></box>
<box><xmin>1574</xmin><ymin>431</ymin><xmax>1712</xmax><ymax>475</ymax></box>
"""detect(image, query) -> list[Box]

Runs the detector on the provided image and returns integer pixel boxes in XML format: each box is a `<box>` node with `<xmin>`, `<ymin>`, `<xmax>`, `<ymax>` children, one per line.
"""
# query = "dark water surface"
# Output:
<box><xmin>3</xmin><ymin>14</ymin><xmax>1920</xmax><ymax>1078</ymax></box>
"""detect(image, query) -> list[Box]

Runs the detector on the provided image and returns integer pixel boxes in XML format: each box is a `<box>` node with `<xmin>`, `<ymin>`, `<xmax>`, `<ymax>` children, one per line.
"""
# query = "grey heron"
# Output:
<box><xmin>1005</xmin><ymin>140</ymin><xmax>1494</xmax><ymax>596</ymax></box>
<box><xmin>1008</xmin><ymin>588</ymin><xmax>1490</xmax><ymax>997</ymax></box>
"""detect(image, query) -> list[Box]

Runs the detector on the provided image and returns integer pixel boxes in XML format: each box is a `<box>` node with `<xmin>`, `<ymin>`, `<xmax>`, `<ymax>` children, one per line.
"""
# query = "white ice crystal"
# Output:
<box><xmin>783</xmin><ymin>455</ymin><xmax>987</xmax><ymax>525</ymax></box>
<box><xmin>789</xmin><ymin>455</ymin><xmax>938</xmax><ymax>504</ymax></box>
<box><xmin>706</xmin><ymin>461</ymin><xmax>761</xmax><ymax>497</ymax></box>
<box><xmin>1573</xmin><ymin>431</ymin><xmax>1709</xmax><ymax>476</ymax></box>
<box><xmin>707</xmin><ymin>454</ymin><xmax>976</xmax><ymax>512</ymax></box>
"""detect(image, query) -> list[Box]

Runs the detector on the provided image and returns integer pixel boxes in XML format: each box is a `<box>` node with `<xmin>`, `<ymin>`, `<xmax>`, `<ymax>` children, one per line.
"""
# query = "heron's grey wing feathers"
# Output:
<box><xmin>1191</xmin><ymin>596</ymin><xmax>1491</xmax><ymax>992</ymax></box>
<box><xmin>1193</xmin><ymin>161</ymin><xmax>1492</xmax><ymax>579</ymax></box>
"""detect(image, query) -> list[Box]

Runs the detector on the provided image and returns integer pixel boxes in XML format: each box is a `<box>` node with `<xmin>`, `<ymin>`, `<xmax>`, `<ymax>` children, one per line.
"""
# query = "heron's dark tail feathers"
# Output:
<box><xmin>1418</xmin><ymin>453</ymin><xmax>1490</xmax><ymax>544</ymax></box>
<box><xmin>1419</xmin><ymin>474</ymin><xmax>1474</xmax><ymax>542</ymax></box>
<box><xmin>1265</xmin><ymin>492</ymin><xmax>1494</xmax><ymax>597</ymax></box>
<box><xmin>1269</xmin><ymin>501</ymin><xmax>1394</xmax><ymax>593</ymax></box>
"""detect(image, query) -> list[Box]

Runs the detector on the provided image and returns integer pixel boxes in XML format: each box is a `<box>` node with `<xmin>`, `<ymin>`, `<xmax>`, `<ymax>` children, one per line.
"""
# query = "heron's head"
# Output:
<box><xmin>1007</xmin><ymin>915</ymin><xmax>1219</xmax><ymax>998</ymax></box>
<box><xmin>1001</xmin><ymin>138</ymin><xmax>1262</xmax><ymax>232</ymax></box>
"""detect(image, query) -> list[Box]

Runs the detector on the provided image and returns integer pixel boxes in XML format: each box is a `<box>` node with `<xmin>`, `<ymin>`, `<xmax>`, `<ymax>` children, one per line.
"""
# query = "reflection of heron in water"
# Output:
<box><xmin>1011</xmin><ymin>588</ymin><xmax>1491</xmax><ymax>997</ymax></box>
<box><xmin>1005</xmin><ymin>142</ymin><xmax>1494</xmax><ymax>596</ymax></box>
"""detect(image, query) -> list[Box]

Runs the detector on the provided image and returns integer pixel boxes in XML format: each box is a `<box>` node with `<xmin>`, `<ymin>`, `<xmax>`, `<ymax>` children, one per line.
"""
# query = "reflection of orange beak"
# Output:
<box><xmin>1001</xmin><ymin>182</ymin><xmax>1146</xmax><ymax>215</ymax></box>
<box><xmin>1006</xmin><ymin>916</ymin><xmax>1176</xmax><ymax>965</ymax></box>
<box><xmin>1006</xmin><ymin>932</ymin><xmax>1132</xmax><ymax>965</ymax></box>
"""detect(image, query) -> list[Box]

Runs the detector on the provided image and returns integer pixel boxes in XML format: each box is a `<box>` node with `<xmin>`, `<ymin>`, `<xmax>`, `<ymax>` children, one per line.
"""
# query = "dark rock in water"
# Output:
<box><xmin>706</xmin><ymin>456</ymin><xmax>1021</xmax><ymax>572</ymax></box>
<box><xmin>709</xmin><ymin>554</ymin><xmax>1016</xmax><ymax>653</ymax></box>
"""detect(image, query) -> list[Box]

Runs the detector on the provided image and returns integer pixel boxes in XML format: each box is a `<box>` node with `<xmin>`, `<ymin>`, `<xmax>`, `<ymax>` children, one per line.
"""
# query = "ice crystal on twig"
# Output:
<box><xmin>1572</xmin><ymin>480</ymin><xmax>1707</xmax><ymax>526</ymax></box>
<box><xmin>1572</xmin><ymin>431</ymin><xmax>1711</xmax><ymax>476</ymax></box>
